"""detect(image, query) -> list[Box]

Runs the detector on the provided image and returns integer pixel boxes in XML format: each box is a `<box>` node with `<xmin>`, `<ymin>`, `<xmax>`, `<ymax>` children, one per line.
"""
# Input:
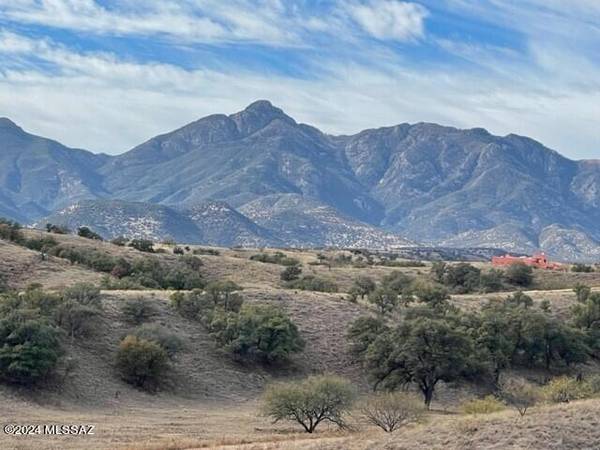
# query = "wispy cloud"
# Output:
<box><xmin>346</xmin><ymin>0</ymin><xmax>428</xmax><ymax>41</ymax></box>
<box><xmin>0</xmin><ymin>1</ymin><xmax>598</xmax><ymax>159</ymax></box>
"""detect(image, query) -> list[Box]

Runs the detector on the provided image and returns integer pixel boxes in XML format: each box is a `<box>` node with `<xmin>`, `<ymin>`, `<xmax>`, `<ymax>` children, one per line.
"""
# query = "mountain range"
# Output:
<box><xmin>1</xmin><ymin>101</ymin><xmax>599</xmax><ymax>260</ymax></box>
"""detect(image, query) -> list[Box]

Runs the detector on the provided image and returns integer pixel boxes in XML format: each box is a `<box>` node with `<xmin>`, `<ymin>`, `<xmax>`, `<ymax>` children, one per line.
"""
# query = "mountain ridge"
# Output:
<box><xmin>1</xmin><ymin>100</ymin><xmax>599</xmax><ymax>260</ymax></box>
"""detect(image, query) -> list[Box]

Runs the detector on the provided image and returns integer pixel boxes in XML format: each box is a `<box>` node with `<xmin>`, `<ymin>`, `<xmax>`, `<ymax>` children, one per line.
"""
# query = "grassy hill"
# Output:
<box><xmin>1</xmin><ymin>230</ymin><xmax>600</xmax><ymax>449</ymax></box>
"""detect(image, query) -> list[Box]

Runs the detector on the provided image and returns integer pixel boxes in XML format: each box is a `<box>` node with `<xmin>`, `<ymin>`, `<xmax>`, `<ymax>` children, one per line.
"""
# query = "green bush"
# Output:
<box><xmin>121</xmin><ymin>297</ymin><xmax>158</xmax><ymax>324</ymax></box>
<box><xmin>572</xmin><ymin>263</ymin><xmax>594</xmax><ymax>273</ymax></box>
<box><xmin>55</xmin><ymin>300</ymin><xmax>99</xmax><ymax>338</ymax></box>
<box><xmin>23</xmin><ymin>236</ymin><xmax>59</xmax><ymax>252</ymax></box>
<box><xmin>250</xmin><ymin>252</ymin><xmax>300</xmax><ymax>266</ymax></box>
<box><xmin>286</xmin><ymin>275</ymin><xmax>338</xmax><ymax>293</ymax></box>
<box><xmin>77</xmin><ymin>226</ymin><xmax>103</xmax><ymax>241</ymax></box>
<box><xmin>99</xmin><ymin>275</ymin><xmax>145</xmax><ymax>290</ymax></box>
<box><xmin>280</xmin><ymin>265</ymin><xmax>302</xmax><ymax>281</ymax></box>
<box><xmin>192</xmin><ymin>248</ymin><xmax>220</xmax><ymax>256</ymax></box>
<box><xmin>350</xmin><ymin>276</ymin><xmax>376</xmax><ymax>299</ymax></box>
<box><xmin>479</xmin><ymin>269</ymin><xmax>504</xmax><ymax>292</ymax></box>
<box><xmin>381</xmin><ymin>271</ymin><xmax>413</xmax><ymax>293</ymax></box>
<box><xmin>116</xmin><ymin>335</ymin><xmax>168</xmax><ymax>390</ymax></box>
<box><xmin>504</xmin><ymin>263</ymin><xmax>533</xmax><ymax>287</ymax></box>
<box><xmin>210</xmin><ymin>304</ymin><xmax>304</xmax><ymax>363</ymax></box>
<box><xmin>0</xmin><ymin>218</ymin><xmax>24</xmax><ymax>242</ymax></box>
<box><xmin>170</xmin><ymin>290</ymin><xmax>212</xmax><ymax>319</ymax></box>
<box><xmin>262</xmin><ymin>375</ymin><xmax>355</xmax><ymax>433</ymax></box>
<box><xmin>0</xmin><ymin>275</ymin><xmax>7</xmax><ymax>294</ymax></box>
<box><xmin>460</xmin><ymin>395</ymin><xmax>505</xmax><ymax>415</ymax></box>
<box><xmin>63</xmin><ymin>283</ymin><xmax>101</xmax><ymax>308</ymax></box>
<box><xmin>50</xmin><ymin>245</ymin><xmax>117</xmax><ymax>272</ymax></box>
<box><xmin>131</xmin><ymin>324</ymin><xmax>183</xmax><ymax>358</ymax></box>
<box><xmin>128</xmin><ymin>239</ymin><xmax>155</xmax><ymax>253</ymax></box>
<box><xmin>368</xmin><ymin>287</ymin><xmax>399</xmax><ymax>315</ymax></box>
<box><xmin>0</xmin><ymin>310</ymin><xmax>62</xmax><ymax>385</ymax></box>
<box><xmin>46</xmin><ymin>223</ymin><xmax>69</xmax><ymax>234</ymax></box>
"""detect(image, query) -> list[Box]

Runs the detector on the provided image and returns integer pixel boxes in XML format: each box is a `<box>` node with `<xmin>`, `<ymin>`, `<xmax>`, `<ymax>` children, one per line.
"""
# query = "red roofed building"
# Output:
<box><xmin>492</xmin><ymin>252</ymin><xmax>563</xmax><ymax>270</ymax></box>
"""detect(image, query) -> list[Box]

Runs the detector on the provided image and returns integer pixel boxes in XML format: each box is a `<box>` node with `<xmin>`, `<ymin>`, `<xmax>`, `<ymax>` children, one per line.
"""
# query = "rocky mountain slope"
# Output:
<box><xmin>1</xmin><ymin>101</ymin><xmax>599</xmax><ymax>260</ymax></box>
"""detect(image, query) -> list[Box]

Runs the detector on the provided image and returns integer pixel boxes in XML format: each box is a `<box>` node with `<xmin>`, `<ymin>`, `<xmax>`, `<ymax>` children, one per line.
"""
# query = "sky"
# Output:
<box><xmin>0</xmin><ymin>1</ymin><xmax>598</xmax><ymax>159</ymax></box>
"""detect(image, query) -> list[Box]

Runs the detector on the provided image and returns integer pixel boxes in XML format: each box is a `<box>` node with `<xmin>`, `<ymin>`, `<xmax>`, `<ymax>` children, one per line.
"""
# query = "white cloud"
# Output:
<box><xmin>0</xmin><ymin>0</ymin><xmax>303</xmax><ymax>45</ymax></box>
<box><xmin>347</xmin><ymin>0</ymin><xmax>428</xmax><ymax>41</ymax></box>
<box><xmin>0</xmin><ymin>30</ymin><xmax>598</xmax><ymax>160</ymax></box>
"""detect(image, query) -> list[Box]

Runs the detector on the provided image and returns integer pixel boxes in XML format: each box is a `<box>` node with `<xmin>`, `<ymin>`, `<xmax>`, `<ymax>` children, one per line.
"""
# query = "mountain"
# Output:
<box><xmin>1</xmin><ymin>102</ymin><xmax>599</xmax><ymax>260</ymax></box>
<box><xmin>43</xmin><ymin>199</ymin><xmax>281</xmax><ymax>247</ymax></box>
<box><xmin>239</xmin><ymin>194</ymin><xmax>413</xmax><ymax>248</ymax></box>
<box><xmin>0</xmin><ymin>117</ymin><xmax>108</xmax><ymax>219</ymax></box>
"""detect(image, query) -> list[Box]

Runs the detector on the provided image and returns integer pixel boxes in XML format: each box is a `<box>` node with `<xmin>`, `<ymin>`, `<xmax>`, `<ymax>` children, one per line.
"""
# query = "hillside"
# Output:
<box><xmin>2</xmin><ymin>231</ymin><xmax>600</xmax><ymax>449</ymax></box>
<box><xmin>1</xmin><ymin>102</ymin><xmax>599</xmax><ymax>259</ymax></box>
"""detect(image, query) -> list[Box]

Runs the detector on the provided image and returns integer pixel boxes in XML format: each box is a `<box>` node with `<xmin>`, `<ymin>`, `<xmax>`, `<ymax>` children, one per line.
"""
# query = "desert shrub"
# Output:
<box><xmin>62</xmin><ymin>283</ymin><xmax>101</xmax><ymax>308</ymax></box>
<box><xmin>280</xmin><ymin>265</ymin><xmax>302</xmax><ymax>281</ymax></box>
<box><xmin>55</xmin><ymin>300</ymin><xmax>99</xmax><ymax>338</ymax></box>
<box><xmin>541</xmin><ymin>376</ymin><xmax>593</xmax><ymax>403</ymax></box>
<box><xmin>111</xmin><ymin>257</ymin><xmax>132</xmax><ymax>278</ymax></box>
<box><xmin>163</xmin><ymin>266</ymin><xmax>205</xmax><ymax>290</ymax></box>
<box><xmin>210</xmin><ymin>304</ymin><xmax>304</xmax><ymax>363</ymax></box>
<box><xmin>587</xmin><ymin>374</ymin><xmax>600</xmax><ymax>394</ymax></box>
<box><xmin>77</xmin><ymin>226</ymin><xmax>103</xmax><ymax>241</ymax></box>
<box><xmin>11</xmin><ymin>288</ymin><xmax>63</xmax><ymax>317</ymax></box>
<box><xmin>479</xmin><ymin>269</ymin><xmax>504</xmax><ymax>292</ymax></box>
<box><xmin>0</xmin><ymin>310</ymin><xmax>62</xmax><ymax>385</ymax></box>
<box><xmin>170</xmin><ymin>290</ymin><xmax>212</xmax><ymax>319</ymax></box>
<box><xmin>410</xmin><ymin>281</ymin><xmax>450</xmax><ymax>308</ymax></box>
<box><xmin>180</xmin><ymin>255</ymin><xmax>203</xmax><ymax>270</ymax></box>
<box><xmin>440</xmin><ymin>263</ymin><xmax>482</xmax><ymax>294</ymax></box>
<box><xmin>460</xmin><ymin>395</ymin><xmax>505</xmax><ymax>415</ymax></box>
<box><xmin>46</xmin><ymin>223</ymin><xmax>69</xmax><ymax>234</ymax></box>
<box><xmin>99</xmin><ymin>275</ymin><xmax>145</xmax><ymax>290</ymax></box>
<box><xmin>504</xmin><ymin>290</ymin><xmax>533</xmax><ymax>308</ymax></box>
<box><xmin>193</xmin><ymin>248</ymin><xmax>220</xmax><ymax>256</ymax></box>
<box><xmin>50</xmin><ymin>245</ymin><xmax>117</xmax><ymax>272</ymax></box>
<box><xmin>0</xmin><ymin>275</ymin><xmax>7</xmax><ymax>294</ymax></box>
<box><xmin>368</xmin><ymin>287</ymin><xmax>399</xmax><ymax>315</ymax></box>
<box><xmin>129</xmin><ymin>239</ymin><xmax>155</xmax><ymax>253</ymax></box>
<box><xmin>376</xmin><ymin>260</ymin><xmax>425</xmax><ymax>268</ymax></box>
<box><xmin>111</xmin><ymin>236</ymin><xmax>128</xmax><ymax>246</ymax></box>
<box><xmin>172</xmin><ymin>246</ymin><xmax>184</xmax><ymax>255</ymax></box>
<box><xmin>262</xmin><ymin>375</ymin><xmax>355</xmax><ymax>433</ymax></box>
<box><xmin>116</xmin><ymin>335</ymin><xmax>168</xmax><ymax>390</ymax></box>
<box><xmin>286</xmin><ymin>275</ymin><xmax>338</xmax><ymax>293</ymax></box>
<box><xmin>250</xmin><ymin>252</ymin><xmax>299</xmax><ymax>266</ymax></box>
<box><xmin>0</xmin><ymin>218</ymin><xmax>24</xmax><ymax>242</ymax></box>
<box><xmin>131</xmin><ymin>324</ymin><xmax>183</xmax><ymax>357</ymax></box>
<box><xmin>205</xmin><ymin>281</ymin><xmax>243</xmax><ymax>312</ymax></box>
<box><xmin>121</xmin><ymin>297</ymin><xmax>158</xmax><ymax>325</ymax></box>
<box><xmin>573</xmin><ymin>283</ymin><xmax>592</xmax><ymax>303</ymax></box>
<box><xmin>361</xmin><ymin>392</ymin><xmax>424</xmax><ymax>432</ymax></box>
<box><xmin>504</xmin><ymin>263</ymin><xmax>533</xmax><ymax>287</ymax></box>
<box><xmin>23</xmin><ymin>236</ymin><xmax>58</xmax><ymax>251</ymax></box>
<box><xmin>350</xmin><ymin>276</ymin><xmax>376</xmax><ymax>299</ymax></box>
<box><xmin>381</xmin><ymin>271</ymin><xmax>413</xmax><ymax>293</ymax></box>
<box><xmin>572</xmin><ymin>263</ymin><xmax>594</xmax><ymax>273</ymax></box>
<box><xmin>498</xmin><ymin>378</ymin><xmax>541</xmax><ymax>416</ymax></box>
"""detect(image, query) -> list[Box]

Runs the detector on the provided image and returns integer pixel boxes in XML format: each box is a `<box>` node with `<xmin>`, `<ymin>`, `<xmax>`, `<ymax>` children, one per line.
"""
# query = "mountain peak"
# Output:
<box><xmin>0</xmin><ymin>117</ymin><xmax>23</xmax><ymax>132</ymax></box>
<box><xmin>230</xmin><ymin>100</ymin><xmax>295</xmax><ymax>136</ymax></box>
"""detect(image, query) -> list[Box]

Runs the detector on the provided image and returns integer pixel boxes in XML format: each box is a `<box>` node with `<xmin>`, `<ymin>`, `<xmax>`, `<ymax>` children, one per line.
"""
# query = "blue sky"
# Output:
<box><xmin>0</xmin><ymin>1</ymin><xmax>598</xmax><ymax>159</ymax></box>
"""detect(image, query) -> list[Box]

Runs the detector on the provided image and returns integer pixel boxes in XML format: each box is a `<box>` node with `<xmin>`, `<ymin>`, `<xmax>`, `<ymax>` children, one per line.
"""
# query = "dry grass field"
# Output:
<box><xmin>2</xmin><ymin>231</ymin><xmax>600</xmax><ymax>449</ymax></box>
